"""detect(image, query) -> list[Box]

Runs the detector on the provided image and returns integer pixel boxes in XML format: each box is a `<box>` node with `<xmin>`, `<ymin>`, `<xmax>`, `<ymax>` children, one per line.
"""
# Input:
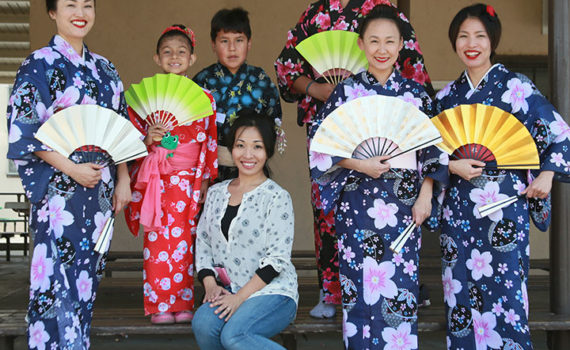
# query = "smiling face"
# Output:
<box><xmin>154</xmin><ymin>36</ymin><xmax>196</xmax><ymax>75</ymax></box>
<box><xmin>232</xmin><ymin>126</ymin><xmax>267</xmax><ymax>178</ymax></box>
<box><xmin>455</xmin><ymin>17</ymin><xmax>492</xmax><ymax>73</ymax></box>
<box><xmin>212</xmin><ymin>30</ymin><xmax>251</xmax><ymax>74</ymax></box>
<box><xmin>49</xmin><ymin>0</ymin><xmax>95</xmax><ymax>44</ymax></box>
<box><xmin>358</xmin><ymin>18</ymin><xmax>403</xmax><ymax>84</ymax></box>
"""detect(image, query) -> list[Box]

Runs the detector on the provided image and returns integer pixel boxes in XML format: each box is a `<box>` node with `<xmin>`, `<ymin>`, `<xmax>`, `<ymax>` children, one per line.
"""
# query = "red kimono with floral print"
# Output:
<box><xmin>125</xmin><ymin>91</ymin><xmax>218</xmax><ymax>315</ymax></box>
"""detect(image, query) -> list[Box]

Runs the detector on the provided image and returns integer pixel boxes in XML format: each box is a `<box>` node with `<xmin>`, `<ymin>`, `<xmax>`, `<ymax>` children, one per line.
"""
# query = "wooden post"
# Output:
<box><xmin>548</xmin><ymin>0</ymin><xmax>570</xmax><ymax>348</ymax></box>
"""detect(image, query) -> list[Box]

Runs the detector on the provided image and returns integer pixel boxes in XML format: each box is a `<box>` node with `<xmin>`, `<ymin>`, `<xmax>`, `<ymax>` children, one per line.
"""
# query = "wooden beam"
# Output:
<box><xmin>549</xmin><ymin>0</ymin><xmax>570</xmax><ymax>348</ymax></box>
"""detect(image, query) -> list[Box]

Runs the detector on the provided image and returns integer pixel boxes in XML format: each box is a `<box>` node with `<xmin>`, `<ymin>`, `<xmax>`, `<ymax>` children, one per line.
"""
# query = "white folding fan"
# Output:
<box><xmin>310</xmin><ymin>95</ymin><xmax>442</xmax><ymax>166</ymax></box>
<box><xmin>125</xmin><ymin>73</ymin><xmax>213</xmax><ymax>139</ymax></box>
<box><xmin>296</xmin><ymin>30</ymin><xmax>368</xmax><ymax>85</ymax></box>
<box><xmin>35</xmin><ymin>104</ymin><xmax>148</xmax><ymax>165</ymax></box>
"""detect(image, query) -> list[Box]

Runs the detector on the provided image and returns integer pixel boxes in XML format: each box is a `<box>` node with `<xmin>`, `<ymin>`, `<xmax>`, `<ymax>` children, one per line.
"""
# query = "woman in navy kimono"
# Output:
<box><xmin>435</xmin><ymin>4</ymin><xmax>570</xmax><ymax>350</ymax></box>
<box><xmin>309</xmin><ymin>6</ymin><xmax>447</xmax><ymax>349</ymax></box>
<box><xmin>6</xmin><ymin>0</ymin><xmax>130</xmax><ymax>348</ymax></box>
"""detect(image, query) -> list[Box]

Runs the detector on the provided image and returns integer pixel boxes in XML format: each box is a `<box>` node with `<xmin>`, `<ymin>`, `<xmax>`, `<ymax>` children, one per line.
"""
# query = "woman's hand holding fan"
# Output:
<box><xmin>144</xmin><ymin>123</ymin><xmax>168</xmax><ymax>145</ymax></box>
<box><xmin>69</xmin><ymin>163</ymin><xmax>103</xmax><ymax>188</ymax></box>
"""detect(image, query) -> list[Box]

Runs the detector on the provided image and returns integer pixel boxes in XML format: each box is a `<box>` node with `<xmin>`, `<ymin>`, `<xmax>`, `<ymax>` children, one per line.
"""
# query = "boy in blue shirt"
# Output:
<box><xmin>194</xmin><ymin>8</ymin><xmax>283</xmax><ymax>181</ymax></box>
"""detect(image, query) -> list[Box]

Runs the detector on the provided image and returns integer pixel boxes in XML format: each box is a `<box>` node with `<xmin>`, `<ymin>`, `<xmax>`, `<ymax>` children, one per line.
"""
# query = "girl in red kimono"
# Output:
<box><xmin>125</xmin><ymin>25</ymin><xmax>218</xmax><ymax>324</ymax></box>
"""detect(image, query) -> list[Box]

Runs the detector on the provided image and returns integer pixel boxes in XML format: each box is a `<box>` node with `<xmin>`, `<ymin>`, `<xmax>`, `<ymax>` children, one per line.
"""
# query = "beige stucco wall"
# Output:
<box><xmin>23</xmin><ymin>0</ymin><xmax>550</xmax><ymax>257</ymax></box>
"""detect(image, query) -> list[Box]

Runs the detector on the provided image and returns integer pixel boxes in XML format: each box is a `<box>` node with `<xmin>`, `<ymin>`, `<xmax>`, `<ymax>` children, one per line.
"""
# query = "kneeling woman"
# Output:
<box><xmin>309</xmin><ymin>6</ymin><xmax>447</xmax><ymax>349</ymax></box>
<box><xmin>193</xmin><ymin>109</ymin><xmax>298</xmax><ymax>350</ymax></box>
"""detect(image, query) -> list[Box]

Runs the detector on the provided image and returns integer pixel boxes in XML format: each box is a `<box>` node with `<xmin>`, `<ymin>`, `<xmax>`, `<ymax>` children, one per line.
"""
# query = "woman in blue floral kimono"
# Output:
<box><xmin>309</xmin><ymin>6</ymin><xmax>447</xmax><ymax>349</ymax></box>
<box><xmin>6</xmin><ymin>0</ymin><xmax>130</xmax><ymax>349</ymax></box>
<box><xmin>435</xmin><ymin>4</ymin><xmax>570</xmax><ymax>350</ymax></box>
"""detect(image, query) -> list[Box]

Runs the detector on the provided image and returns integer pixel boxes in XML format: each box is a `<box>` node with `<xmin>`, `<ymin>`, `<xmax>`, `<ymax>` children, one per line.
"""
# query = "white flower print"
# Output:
<box><xmin>442</xmin><ymin>267</ymin><xmax>462</xmax><ymax>307</ymax></box>
<box><xmin>504</xmin><ymin>309</ymin><xmax>520</xmax><ymax>326</ymax></box>
<box><xmin>76</xmin><ymin>270</ymin><xmax>93</xmax><ymax>302</ymax></box>
<box><xmin>92</xmin><ymin>211</ymin><xmax>111</xmax><ymax>243</ymax></box>
<box><xmin>403</xmin><ymin>260</ymin><xmax>417</xmax><ymax>276</ymax></box>
<box><xmin>64</xmin><ymin>326</ymin><xmax>77</xmax><ymax>343</ymax></box>
<box><xmin>342</xmin><ymin>309</ymin><xmax>357</xmax><ymax>348</ymax></box>
<box><xmin>501</xmin><ymin>77</ymin><xmax>533</xmax><ymax>114</ymax></box>
<box><xmin>435</xmin><ymin>81</ymin><xmax>453</xmax><ymax>100</ymax></box>
<box><xmin>30</xmin><ymin>243</ymin><xmax>54</xmax><ymax>292</ymax></box>
<box><xmin>342</xmin><ymin>246</ymin><xmax>355</xmax><ymax>263</ymax></box>
<box><xmin>8</xmin><ymin>124</ymin><xmax>22</xmax><ymax>143</ymax></box>
<box><xmin>52</xmin><ymin>86</ymin><xmax>80</xmax><ymax>112</ymax></box>
<box><xmin>362</xmin><ymin>256</ymin><xmax>397</xmax><ymax>305</ymax></box>
<box><xmin>110</xmin><ymin>81</ymin><xmax>122</xmax><ymax>110</ymax></box>
<box><xmin>549</xmin><ymin>111</ymin><xmax>570</xmax><ymax>143</ymax></box>
<box><xmin>471</xmin><ymin>310</ymin><xmax>503</xmax><ymax>350</ymax></box>
<box><xmin>469</xmin><ymin>181</ymin><xmax>509</xmax><ymax>222</ymax></box>
<box><xmin>309</xmin><ymin>151</ymin><xmax>332</xmax><ymax>172</ymax></box>
<box><xmin>381</xmin><ymin>322</ymin><xmax>418</xmax><ymax>350</ymax></box>
<box><xmin>48</xmin><ymin>195</ymin><xmax>74</xmax><ymax>239</ymax></box>
<box><xmin>33</xmin><ymin>47</ymin><xmax>61</xmax><ymax>65</ymax></box>
<box><xmin>398</xmin><ymin>91</ymin><xmax>422</xmax><ymax>109</ymax></box>
<box><xmin>367</xmin><ymin>198</ymin><xmax>398</xmax><ymax>229</ymax></box>
<box><xmin>343</xmin><ymin>82</ymin><xmax>376</xmax><ymax>102</ymax></box>
<box><xmin>28</xmin><ymin>321</ymin><xmax>50</xmax><ymax>350</ymax></box>
<box><xmin>513</xmin><ymin>180</ymin><xmax>526</xmax><ymax>195</ymax></box>
<box><xmin>466</xmin><ymin>249</ymin><xmax>493</xmax><ymax>281</ymax></box>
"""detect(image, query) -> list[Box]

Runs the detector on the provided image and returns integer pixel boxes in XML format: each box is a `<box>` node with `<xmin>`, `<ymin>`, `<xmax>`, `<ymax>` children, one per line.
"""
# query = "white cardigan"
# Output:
<box><xmin>196</xmin><ymin>179</ymin><xmax>299</xmax><ymax>304</ymax></box>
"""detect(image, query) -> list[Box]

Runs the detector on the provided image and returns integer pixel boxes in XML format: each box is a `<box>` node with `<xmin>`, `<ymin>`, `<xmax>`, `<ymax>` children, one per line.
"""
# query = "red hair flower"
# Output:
<box><xmin>162</xmin><ymin>25</ymin><xmax>196</xmax><ymax>48</ymax></box>
<box><xmin>486</xmin><ymin>5</ymin><xmax>496</xmax><ymax>17</ymax></box>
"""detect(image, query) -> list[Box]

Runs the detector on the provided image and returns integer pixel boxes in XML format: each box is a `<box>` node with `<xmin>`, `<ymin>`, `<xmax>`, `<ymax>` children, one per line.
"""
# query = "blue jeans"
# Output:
<box><xmin>192</xmin><ymin>294</ymin><xmax>297</xmax><ymax>350</ymax></box>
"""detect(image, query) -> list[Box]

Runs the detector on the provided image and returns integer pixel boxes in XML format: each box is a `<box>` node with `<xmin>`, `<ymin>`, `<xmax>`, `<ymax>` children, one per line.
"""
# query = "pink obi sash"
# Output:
<box><xmin>136</xmin><ymin>142</ymin><xmax>201</xmax><ymax>231</ymax></box>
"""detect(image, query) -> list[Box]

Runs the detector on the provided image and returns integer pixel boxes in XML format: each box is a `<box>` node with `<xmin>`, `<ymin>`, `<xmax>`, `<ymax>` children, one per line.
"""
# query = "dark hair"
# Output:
<box><xmin>359</xmin><ymin>5</ymin><xmax>403</xmax><ymax>39</ymax></box>
<box><xmin>228</xmin><ymin>109</ymin><xmax>276</xmax><ymax>177</ymax></box>
<box><xmin>156</xmin><ymin>24</ymin><xmax>194</xmax><ymax>54</ymax></box>
<box><xmin>448</xmin><ymin>3</ymin><xmax>502</xmax><ymax>59</ymax></box>
<box><xmin>210</xmin><ymin>7</ymin><xmax>251</xmax><ymax>42</ymax></box>
<box><xmin>46</xmin><ymin>0</ymin><xmax>95</xmax><ymax>13</ymax></box>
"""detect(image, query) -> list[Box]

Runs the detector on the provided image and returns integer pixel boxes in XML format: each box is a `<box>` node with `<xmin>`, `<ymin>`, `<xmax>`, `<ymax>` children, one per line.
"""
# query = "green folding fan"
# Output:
<box><xmin>296</xmin><ymin>30</ymin><xmax>368</xmax><ymax>85</ymax></box>
<box><xmin>125</xmin><ymin>74</ymin><xmax>213</xmax><ymax>135</ymax></box>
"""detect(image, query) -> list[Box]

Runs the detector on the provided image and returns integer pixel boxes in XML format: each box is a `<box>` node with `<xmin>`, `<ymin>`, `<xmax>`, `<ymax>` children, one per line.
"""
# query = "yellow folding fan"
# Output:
<box><xmin>432</xmin><ymin>104</ymin><xmax>539</xmax><ymax>169</ymax></box>
<box><xmin>35</xmin><ymin>104</ymin><xmax>148</xmax><ymax>165</ymax></box>
<box><xmin>296</xmin><ymin>30</ymin><xmax>368</xmax><ymax>85</ymax></box>
<box><xmin>125</xmin><ymin>73</ymin><xmax>213</xmax><ymax>138</ymax></box>
<box><xmin>310</xmin><ymin>95</ymin><xmax>442</xmax><ymax>165</ymax></box>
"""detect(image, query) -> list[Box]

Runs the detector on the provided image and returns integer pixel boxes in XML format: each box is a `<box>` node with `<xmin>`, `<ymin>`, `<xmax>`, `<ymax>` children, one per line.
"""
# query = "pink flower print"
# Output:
<box><xmin>381</xmin><ymin>322</ymin><xmax>418</xmax><ymax>350</ymax></box>
<box><xmin>173</xmin><ymin>273</ymin><xmax>183</xmax><ymax>283</ymax></box>
<box><xmin>175</xmin><ymin>200</ymin><xmax>186</xmax><ymax>213</ymax></box>
<box><xmin>466</xmin><ymin>249</ymin><xmax>493</xmax><ymax>281</ymax></box>
<box><xmin>403</xmin><ymin>260</ymin><xmax>417</xmax><ymax>276</ymax></box>
<box><xmin>504</xmin><ymin>309</ymin><xmax>520</xmax><ymax>326</ymax></box>
<box><xmin>367</xmin><ymin>198</ymin><xmax>398</xmax><ymax>229</ymax></box>
<box><xmin>309</xmin><ymin>151</ymin><xmax>333</xmax><ymax>172</ymax></box>
<box><xmin>392</xmin><ymin>253</ymin><xmax>404</xmax><ymax>266</ymax></box>
<box><xmin>170</xmin><ymin>175</ymin><xmax>180</xmax><ymax>185</ymax></box>
<box><xmin>52</xmin><ymin>86</ymin><xmax>80</xmax><ymax>112</ymax></box>
<box><xmin>492</xmin><ymin>301</ymin><xmax>504</xmax><ymax>316</ymax></box>
<box><xmin>33</xmin><ymin>47</ymin><xmax>61</xmax><ymax>65</ymax></box>
<box><xmin>497</xmin><ymin>263</ymin><xmax>508</xmax><ymax>274</ymax></box>
<box><xmin>313</xmin><ymin>12</ymin><xmax>331</xmax><ymax>29</ymax></box>
<box><xmin>76</xmin><ymin>270</ymin><xmax>93</xmax><ymax>302</ymax></box>
<box><xmin>363</xmin><ymin>256</ymin><xmax>397</xmax><ymax>305</ymax></box>
<box><xmin>442</xmin><ymin>267</ymin><xmax>462</xmax><ymax>307</ymax></box>
<box><xmin>73</xmin><ymin>76</ymin><xmax>85</xmax><ymax>89</ymax></box>
<box><xmin>8</xmin><ymin>124</ymin><xmax>22</xmax><ymax>143</ymax></box>
<box><xmin>178</xmin><ymin>179</ymin><xmax>190</xmax><ymax>192</ymax></box>
<box><xmin>550</xmin><ymin>111</ymin><xmax>570</xmax><ymax>143</ymax></box>
<box><xmin>436</xmin><ymin>82</ymin><xmax>454</xmax><ymax>100</ymax></box>
<box><xmin>160</xmin><ymin>278</ymin><xmax>171</xmax><ymax>290</ymax></box>
<box><xmin>30</xmin><ymin>243</ymin><xmax>54</xmax><ymax>292</ymax></box>
<box><xmin>442</xmin><ymin>206</ymin><xmax>453</xmax><ymax>221</ymax></box>
<box><xmin>36</xmin><ymin>101</ymin><xmax>52</xmax><ymax>123</ymax></box>
<box><xmin>501</xmin><ymin>77</ymin><xmax>533</xmax><ymax>114</ymax></box>
<box><xmin>158</xmin><ymin>302</ymin><xmax>169</xmax><ymax>312</ymax></box>
<box><xmin>363</xmin><ymin>324</ymin><xmax>370</xmax><ymax>338</ymax></box>
<box><xmin>85</xmin><ymin>59</ymin><xmax>100</xmax><ymax>81</ymax></box>
<box><xmin>342</xmin><ymin>246</ymin><xmax>355</xmax><ymax>263</ymax></box>
<box><xmin>80</xmin><ymin>94</ymin><xmax>97</xmax><ymax>105</ymax></box>
<box><xmin>54</xmin><ymin>35</ymin><xmax>83</xmax><ymax>66</ymax></box>
<box><xmin>471</xmin><ymin>310</ymin><xmax>503</xmax><ymax>350</ymax></box>
<box><xmin>28</xmin><ymin>320</ymin><xmax>50</xmax><ymax>350</ymax></box>
<box><xmin>37</xmin><ymin>204</ymin><xmax>49</xmax><ymax>223</ymax></box>
<box><xmin>513</xmin><ymin>180</ymin><xmax>526</xmax><ymax>195</ymax></box>
<box><xmin>398</xmin><ymin>92</ymin><xmax>422</xmax><ymax>109</ymax></box>
<box><xmin>551</xmin><ymin>152</ymin><xmax>565</xmax><ymax>167</ymax></box>
<box><xmin>343</xmin><ymin>83</ymin><xmax>376</xmax><ymax>102</ymax></box>
<box><xmin>132</xmin><ymin>191</ymin><xmax>143</xmax><ymax>203</ymax></box>
<box><xmin>171</xmin><ymin>227</ymin><xmax>183</xmax><ymax>238</ymax></box>
<box><xmin>342</xmin><ymin>309</ymin><xmax>357</xmax><ymax>348</ymax></box>
<box><xmin>180</xmin><ymin>288</ymin><xmax>193</xmax><ymax>301</ymax></box>
<box><xmin>333</xmin><ymin>20</ymin><xmax>349</xmax><ymax>31</ymax></box>
<box><xmin>469</xmin><ymin>181</ymin><xmax>509</xmax><ymax>222</ymax></box>
<box><xmin>92</xmin><ymin>211</ymin><xmax>111</xmax><ymax>243</ymax></box>
<box><xmin>110</xmin><ymin>81</ymin><xmax>122</xmax><ymax>110</ymax></box>
<box><xmin>48</xmin><ymin>195</ymin><xmax>73</xmax><ymax>238</ymax></box>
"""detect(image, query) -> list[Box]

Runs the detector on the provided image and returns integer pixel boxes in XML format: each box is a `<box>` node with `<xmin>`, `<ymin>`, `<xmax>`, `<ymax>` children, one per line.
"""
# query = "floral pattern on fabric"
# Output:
<box><xmin>7</xmin><ymin>35</ymin><xmax>127</xmax><ymax>349</ymax></box>
<box><xmin>124</xmin><ymin>91</ymin><xmax>218</xmax><ymax>315</ymax></box>
<box><xmin>310</xmin><ymin>70</ymin><xmax>447</xmax><ymax>349</ymax></box>
<box><xmin>274</xmin><ymin>0</ymin><xmax>434</xmax><ymax>305</ymax></box>
<box><xmin>435</xmin><ymin>64</ymin><xmax>570</xmax><ymax>350</ymax></box>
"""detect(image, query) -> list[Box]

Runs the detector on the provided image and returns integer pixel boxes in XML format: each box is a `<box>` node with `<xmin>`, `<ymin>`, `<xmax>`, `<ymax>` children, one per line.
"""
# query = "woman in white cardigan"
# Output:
<box><xmin>193</xmin><ymin>109</ymin><xmax>298</xmax><ymax>350</ymax></box>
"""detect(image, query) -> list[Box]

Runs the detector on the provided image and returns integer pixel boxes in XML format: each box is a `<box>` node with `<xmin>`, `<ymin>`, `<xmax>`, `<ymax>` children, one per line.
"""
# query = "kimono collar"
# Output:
<box><xmin>216</xmin><ymin>61</ymin><xmax>247</xmax><ymax>77</ymax></box>
<box><xmin>362</xmin><ymin>69</ymin><xmax>399</xmax><ymax>88</ymax></box>
<box><xmin>50</xmin><ymin>34</ymin><xmax>89</xmax><ymax>66</ymax></box>
<box><xmin>463</xmin><ymin>63</ymin><xmax>501</xmax><ymax>92</ymax></box>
